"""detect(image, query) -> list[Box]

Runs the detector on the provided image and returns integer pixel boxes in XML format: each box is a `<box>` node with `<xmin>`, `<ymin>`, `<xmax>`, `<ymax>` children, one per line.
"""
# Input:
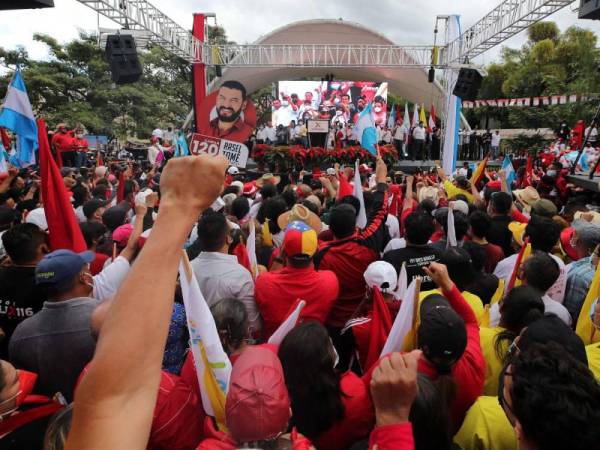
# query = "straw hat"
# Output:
<box><xmin>513</xmin><ymin>186</ymin><xmax>540</xmax><ymax>212</ymax></box>
<box><xmin>277</xmin><ymin>204</ymin><xmax>322</xmax><ymax>232</ymax></box>
<box><xmin>255</xmin><ymin>173</ymin><xmax>281</xmax><ymax>187</ymax></box>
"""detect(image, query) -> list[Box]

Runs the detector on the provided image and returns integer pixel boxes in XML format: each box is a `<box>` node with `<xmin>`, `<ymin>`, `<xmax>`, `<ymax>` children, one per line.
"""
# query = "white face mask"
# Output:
<box><xmin>76</xmin><ymin>134</ymin><xmax>83</xmax><ymax>139</ymax></box>
<box><xmin>329</xmin><ymin>338</ymin><xmax>339</xmax><ymax>368</ymax></box>
<box><xmin>374</xmin><ymin>106</ymin><xmax>382</xmax><ymax>113</ymax></box>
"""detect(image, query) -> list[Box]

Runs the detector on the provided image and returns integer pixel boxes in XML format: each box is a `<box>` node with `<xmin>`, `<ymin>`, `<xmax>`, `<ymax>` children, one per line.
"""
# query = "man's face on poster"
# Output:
<box><xmin>272</xmin><ymin>99</ymin><xmax>281</xmax><ymax>110</ymax></box>
<box><xmin>304</xmin><ymin>92</ymin><xmax>313</xmax><ymax>102</ymax></box>
<box><xmin>357</xmin><ymin>98</ymin><xmax>366</xmax><ymax>111</ymax></box>
<box><xmin>341</xmin><ymin>94</ymin><xmax>350</xmax><ymax>105</ymax></box>
<box><xmin>216</xmin><ymin>86</ymin><xmax>247</xmax><ymax>123</ymax></box>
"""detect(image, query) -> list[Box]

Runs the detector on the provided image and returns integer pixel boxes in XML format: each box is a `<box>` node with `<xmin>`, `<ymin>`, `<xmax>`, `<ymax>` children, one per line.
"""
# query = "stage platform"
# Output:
<box><xmin>566</xmin><ymin>174</ymin><xmax>600</xmax><ymax>193</ymax></box>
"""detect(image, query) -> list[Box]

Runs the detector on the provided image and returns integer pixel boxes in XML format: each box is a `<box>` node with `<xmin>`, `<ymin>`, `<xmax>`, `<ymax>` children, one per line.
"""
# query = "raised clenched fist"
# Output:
<box><xmin>159</xmin><ymin>155</ymin><xmax>228</xmax><ymax>215</ymax></box>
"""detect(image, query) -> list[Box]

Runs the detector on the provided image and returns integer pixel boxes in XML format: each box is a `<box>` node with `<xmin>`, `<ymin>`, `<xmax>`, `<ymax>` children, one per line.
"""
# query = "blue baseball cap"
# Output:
<box><xmin>35</xmin><ymin>249</ymin><xmax>95</xmax><ymax>286</ymax></box>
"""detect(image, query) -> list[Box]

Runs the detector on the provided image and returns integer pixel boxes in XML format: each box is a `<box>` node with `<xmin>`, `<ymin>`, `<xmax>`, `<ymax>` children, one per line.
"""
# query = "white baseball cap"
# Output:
<box><xmin>228</xmin><ymin>166</ymin><xmax>240</xmax><ymax>175</ymax></box>
<box><xmin>364</xmin><ymin>261</ymin><xmax>397</xmax><ymax>293</ymax></box>
<box><xmin>326</xmin><ymin>168</ymin><xmax>336</xmax><ymax>176</ymax></box>
<box><xmin>25</xmin><ymin>208</ymin><xmax>48</xmax><ymax>231</ymax></box>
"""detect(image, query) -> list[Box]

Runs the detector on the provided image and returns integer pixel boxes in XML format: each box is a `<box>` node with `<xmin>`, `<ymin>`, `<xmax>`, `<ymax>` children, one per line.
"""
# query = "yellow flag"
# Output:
<box><xmin>419</xmin><ymin>104</ymin><xmax>427</xmax><ymax>127</ymax></box>
<box><xmin>262</xmin><ymin>219</ymin><xmax>273</xmax><ymax>247</ymax></box>
<box><xmin>576</xmin><ymin>263</ymin><xmax>600</xmax><ymax>345</ymax></box>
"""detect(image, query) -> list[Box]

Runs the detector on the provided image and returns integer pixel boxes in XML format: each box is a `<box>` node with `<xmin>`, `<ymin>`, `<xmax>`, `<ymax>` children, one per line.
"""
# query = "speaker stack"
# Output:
<box><xmin>452</xmin><ymin>68</ymin><xmax>483</xmax><ymax>101</ymax></box>
<box><xmin>105</xmin><ymin>35</ymin><xmax>143</xmax><ymax>85</ymax></box>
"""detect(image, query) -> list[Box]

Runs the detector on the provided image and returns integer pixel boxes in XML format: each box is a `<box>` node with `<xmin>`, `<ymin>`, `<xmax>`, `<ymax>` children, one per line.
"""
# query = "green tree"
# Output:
<box><xmin>0</xmin><ymin>32</ymin><xmax>191</xmax><ymax>139</ymax></box>
<box><xmin>468</xmin><ymin>22</ymin><xmax>600</xmax><ymax>130</ymax></box>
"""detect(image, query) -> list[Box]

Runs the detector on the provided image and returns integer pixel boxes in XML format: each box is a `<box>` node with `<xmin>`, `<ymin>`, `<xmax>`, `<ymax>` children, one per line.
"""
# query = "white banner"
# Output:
<box><xmin>190</xmin><ymin>133</ymin><xmax>249</xmax><ymax>168</ymax></box>
<box><xmin>307</xmin><ymin>119</ymin><xmax>330</xmax><ymax>133</ymax></box>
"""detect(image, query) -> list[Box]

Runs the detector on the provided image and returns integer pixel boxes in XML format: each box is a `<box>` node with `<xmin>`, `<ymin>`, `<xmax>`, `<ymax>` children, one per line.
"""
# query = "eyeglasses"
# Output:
<box><xmin>497</xmin><ymin>366</ymin><xmax>516</xmax><ymax>426</ymax></box>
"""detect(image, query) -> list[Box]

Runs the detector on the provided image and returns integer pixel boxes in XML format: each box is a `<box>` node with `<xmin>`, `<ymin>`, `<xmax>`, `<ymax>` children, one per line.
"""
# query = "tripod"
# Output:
<box><xmin>571</xmin><ymin>101</ymin><xmax>600</xmax><ymax>178</ymax></box>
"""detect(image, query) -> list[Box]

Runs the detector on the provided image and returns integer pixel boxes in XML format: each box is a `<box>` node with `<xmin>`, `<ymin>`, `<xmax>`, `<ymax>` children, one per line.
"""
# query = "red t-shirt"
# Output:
<box><xmin>51</xmin><ymin>132</ymin><xmax>74</xmax><ymax>153</ymax></box>
<box><xmin>482</xmin><ymin>242</ymin><xmax>504</xmax><ymax>273</ymax></box>
<box><xmin>368</xmin><ymin>423</ymin><xmax>414</xmax><ymax>450</ymax></box>
<box><xmin>202</xmin><ymin>117</ymin><xmax>253</xmax><ymax>143</ymax></box>
<box><xmin>90</xmin><ymin>252</ymin><xmax>109</xmax><ymax>276</ymax></box>
<box><xmin>255</xmin><ymin>266</ymin><xmax>339</xmax><ymax>340</ymax></box>
<box><xmin>312</xmin><ymin>372</ymin><xmax>375</xmax><ymax>450</ymax></box>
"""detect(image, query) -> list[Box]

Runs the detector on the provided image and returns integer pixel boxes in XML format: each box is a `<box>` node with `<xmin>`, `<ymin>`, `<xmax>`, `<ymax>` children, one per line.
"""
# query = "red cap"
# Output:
<box><xmin>243</xmin><ymin>181</ymin><xmax>258</xmax><ymax>196</ymax></box>
<box><xmin>560</xmin><ymin>227</ymin><xmax>579</xmax><ymax>261</ymax></box>
<box><xmin>226</xmin><ymin>346</ymin><xmax>290</xmax><ymax>443</ymax></box>
<box><xmin>487</xmin><ymin>180</ymin><xmax>502</xmax><ymax>189</ymax></box>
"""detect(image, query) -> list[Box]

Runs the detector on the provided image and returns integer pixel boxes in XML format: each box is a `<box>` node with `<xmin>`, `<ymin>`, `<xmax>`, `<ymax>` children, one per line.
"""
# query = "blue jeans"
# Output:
<box><xmin>76</xmin><ymin>152</ymin><xmax>88</xmax><ymax>168</ymax></box>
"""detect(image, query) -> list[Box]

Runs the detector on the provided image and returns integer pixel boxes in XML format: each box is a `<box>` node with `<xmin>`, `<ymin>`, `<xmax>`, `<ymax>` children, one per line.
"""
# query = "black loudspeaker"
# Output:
<box><xmin>0</xmin><ymin>0</ymin><xmax>54</xmax><ymax>10</ymax></box>
<box><xmin>105</xmin><ymin>35</ymin><xmax>142</xmax><ymax>84</ymax></box>
<box><xmin>452</xmin><ymin>68</ymin><xmax>483</xmax><ymax>101</ymax></box>
<box><xmin>579</xmin><ymin>0</ymin><xmax>600</xmax><ymax>20</ymax></box>
<box><xmin>428</xmin><ymin>67</ymin><xmax>435</xmax><ymax>83</ymax></box>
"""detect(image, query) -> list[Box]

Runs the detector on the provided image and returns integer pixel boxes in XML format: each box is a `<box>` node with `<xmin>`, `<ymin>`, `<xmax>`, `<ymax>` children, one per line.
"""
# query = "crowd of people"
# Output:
<box><xmin>0</xmin><ymin>120</ymin><xmax>599</xmax><ymax>450</ymax></box>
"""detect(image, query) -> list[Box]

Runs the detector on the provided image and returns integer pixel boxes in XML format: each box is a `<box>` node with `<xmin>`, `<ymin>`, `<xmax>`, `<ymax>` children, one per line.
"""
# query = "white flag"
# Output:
<box><xmin>353</xmin><ymin>159</ymin><xmax>367</xmax><ymax>229</ymax></box>
<box><xmin>392</xmin><ymin>262</ymin><xmax>408</xmax><ymax>301</ymax></box>
<box><xmin>179</xmin><ymin>255</ymin><xmax>232</xmax><ymax>431</ymax></box>
<box><xmin>247</xmin><ymin>221</ymin><xmax>259</xmax><ymax>279</ymax></box>
<box><xmin>268</xmin><ymin>300</ymin><xmax>306</xmax><ymax>345</ymax></box>
<box><xmin>381</xmin><ymin>278</ymin><xmax>420</xmax><ymax>356</ymax></box>
<box><xmin>447</xmin><ymin>207</ymin><xmax>457</xmax><ymax>248</ymax></box>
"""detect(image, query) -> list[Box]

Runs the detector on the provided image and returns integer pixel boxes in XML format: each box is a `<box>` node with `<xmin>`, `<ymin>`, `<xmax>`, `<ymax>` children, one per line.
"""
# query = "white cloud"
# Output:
<box><xmin>1</xmin><ymin>0</ymin><xmax>599</xmax><ymax>66</ymax></box>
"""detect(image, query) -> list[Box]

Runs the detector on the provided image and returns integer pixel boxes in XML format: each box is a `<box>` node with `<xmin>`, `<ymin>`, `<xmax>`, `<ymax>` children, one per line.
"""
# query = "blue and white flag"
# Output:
<box><xmin>501</xmin><ymin>156</ymin><xmax>516</xmax><ymax>192</ymax></box>
<box><xmin>387</xmin><ymin>104</ymin><xmax>396</xmax><ymax>130</ymax></box>
<box><xmin>354</xmin><ymin>103</ymin><xmax>377</xmax><ymax>155</ymax></box>
<box><xmin>0</xmin><ymin>68</ymin><xmax>37</xmax><ymax>167</ymax></box>
<box><xmin>175</xmin><ymin>132</ymin><xmax>189</xmax><ymax>157</ymax></box>
<box><xmin>0</xmin><ymin>143</ymin><xmax>8</xmax><ymax>174</ymax></box>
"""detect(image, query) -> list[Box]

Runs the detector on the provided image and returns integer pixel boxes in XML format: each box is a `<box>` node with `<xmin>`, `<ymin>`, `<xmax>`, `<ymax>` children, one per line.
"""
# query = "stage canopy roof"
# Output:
<box><xmin>209</xmin><ymin>19</ymin><xmax>448</xmax><ymax>117</ymax></box>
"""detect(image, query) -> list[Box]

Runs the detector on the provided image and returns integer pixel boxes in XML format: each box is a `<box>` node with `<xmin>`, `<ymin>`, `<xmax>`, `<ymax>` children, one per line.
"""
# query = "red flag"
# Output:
<box><xmin>232</xmin><ymin>242</ymin><xmax>252</xmax><ymax>274</ymax></box>
<box><xmin>116</xmin><ymin>170</ymin><xmax>126</xmax><ymax>203</ymax></box>
<box><xmin>336</xmin><ymin>173</ymin><xmax>353</xmax><ymax>200</ymax></box>
<box><xmin>364</xmin><ymin>286</ymin><xmax>393</xmax><ymax>371</ymax></box>
<box><xmin>524</xmin><ymin>155</ymin><xmax>533</xmax><ymax>187</ymax></box>
<box><xmin>0</xmin><ymin>128</ymin><xmax>10</xmax><ymax>150</ymax></box>
<box><xmin>38</xmin><ymin>119</ymin><xmax>87</xmax><ymax>252</ymax></box>
<box><xmin>508</xmin><ymin>237</ymin><xmax>531</xmax><ymax>291</ymax></box>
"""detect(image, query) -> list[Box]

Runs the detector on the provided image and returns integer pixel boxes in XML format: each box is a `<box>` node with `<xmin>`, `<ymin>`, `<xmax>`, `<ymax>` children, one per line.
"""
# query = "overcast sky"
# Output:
<box><xmin>1</xmin><ymin>0</ymin><xmax>599</xmax><ymax>66</ymax></box>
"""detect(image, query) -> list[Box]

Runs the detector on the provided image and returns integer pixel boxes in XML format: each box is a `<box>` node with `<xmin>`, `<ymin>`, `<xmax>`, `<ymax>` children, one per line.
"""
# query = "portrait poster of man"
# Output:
<box><xmin>196</xmin><ymin>80</ymin><xmax>257</xmax><ymax>144</ymax></box>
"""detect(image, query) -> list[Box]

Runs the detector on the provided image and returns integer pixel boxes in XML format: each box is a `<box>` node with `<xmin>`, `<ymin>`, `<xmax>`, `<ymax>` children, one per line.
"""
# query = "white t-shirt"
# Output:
<box><xmin>488</xmin><ymin>294</ymin><xmax>572</xmax><ymax>327</ymax></box>
<box><xmin>386</xmin><ymin>214</ymin><xmax>400</xmax><ymax>240</ymax></box>
<box><xmin>493</xmin><ymin>253</ymin><xmax>567</xmax><ymax>303</ymax></box>
<box><xmin>147</xmin><ymin>145</ymin><xmax>161</xmax><ymax>164</ymax></box>
<box><xmin>93</xmin><ymin>256</ymin><xmax>130</xmax><ymax>301</ymax></box>
<box><xmin>491</xmin><ymin>133</ymin><xmax>501</xmax><ymax>147</ymax></box>
<box><xmin>412</xmin><ymin>126</ymin><xmax>426</xmax><ymax>140</ymax></box>
<box><xmin>264</xmin><ymin>126</ymin><xmax>277</xmax><ymax>142</ymax></box>
<box><xmin>75</xmin><ymin>205</ymin><xmax>86</xmax><ymax>223</ymax></box>
<box><xmin>394</xmin><ymin>127</ymin><xmax>405</xmax><ymax>140</ymax></box>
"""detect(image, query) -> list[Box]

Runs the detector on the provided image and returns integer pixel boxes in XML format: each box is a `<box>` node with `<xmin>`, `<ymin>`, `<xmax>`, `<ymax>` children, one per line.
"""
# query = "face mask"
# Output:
<box><xmin>374</xmin><ymin>107</ymin><xmax>382</xmax><ymax>113</ymax></box>
<box><xmin>329</xmin><ymin>338</ymin><xmax>339</xmax><ymax>368</ymax></box>
<box><xmin>0</xmin><ymin>370</ymin><xmax>38</xmax><ymax>419</ymax></box>
<box><xmin>547</xmin><ymin>170</ymin><xmax>557</xmax><ymax>177</ymax></box>
<box><xmin>76</xmin><ymin>134</ymin><xmax>83</xmax><ymax>139</ymax></box>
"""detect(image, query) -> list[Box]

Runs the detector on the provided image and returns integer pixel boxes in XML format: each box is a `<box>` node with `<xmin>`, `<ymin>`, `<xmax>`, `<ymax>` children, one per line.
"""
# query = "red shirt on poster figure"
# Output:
<box><xmin>196</xmin><ymin>82</ymin><xmax>257</xmax><ymax>144</ymax></box>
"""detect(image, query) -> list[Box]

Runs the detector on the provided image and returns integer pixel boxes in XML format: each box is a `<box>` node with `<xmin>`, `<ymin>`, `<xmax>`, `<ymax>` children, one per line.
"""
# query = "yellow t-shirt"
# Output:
<box><xmin>444</xmin><ymin>179</ymin><xmax>475</xmax><ymax>203</ymax></box>
<box><xmin>479</xmin><ymin>326</ymin><xmax>508</xmax><ymax>396</ymax></box>
<box><xmin>454</xmin><ymin>396</ymin><xmax>518</xmax><ymax>450</ymax></box>
<box><xmin>586</xmin><ymin>343</ymin><xmax>600</xmax><ymax>380</ymax></box>
<box><xmin>420</xmin><ymin>289</ymin><xmax>485</xmax><ymax>324</ymax></box>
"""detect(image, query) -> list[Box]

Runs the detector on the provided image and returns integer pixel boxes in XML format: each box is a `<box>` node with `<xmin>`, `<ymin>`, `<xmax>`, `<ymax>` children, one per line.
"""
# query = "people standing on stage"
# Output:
<box><xmin>51</xmin><ymin>123</ymin><xmax>75</xmax><ymax>167</ymax></box>
<box><xmin>73</xmin><ymin>124</ymin><xmax>89</xmax><ymax>168</ymax></box>
<box><xmin>491</xmin><ymin>130</ymin><xmax>501</xmax><ymax>159</ymax></box>
<box><xmin>263</xmin><ymin>121</ymin><xmax>276</xmax><ymax>145</ymax></box>
<box><xmin>297</xmin><ymin>120</ymin><xmax>308</xmax><ymax>148</ymax></box>
<box><xmin>470</xmin><ymin>127</ymin><xmax>478</xmax><ymax>160</ymax></box>
<box><xmin>411</xmin><ymin>121</ymin><xmax>426</xmax><ymax>160</ymax></box>
<box><xmin>381</xmin><ymin>127</ymin><xmax>392</xmax><ymax>146</ymax></box>
<box><xmin>482</xmin><ymin>129</ymin><xmax>492</xmax><ymax>158</ymax></box>
<box><xmin>147</xmin><ymin>136</ymin><xmax>163</xmax><ymax>166</ymax></box>
<box><xmin>393</xmin><ymin>119</ymin><xmax>405</xmax><ymax>159</ymax></box>
<box><xmin>431</xmin><ymin>126</ymin><xmax>441</xmax><ymax>160</ymax></box>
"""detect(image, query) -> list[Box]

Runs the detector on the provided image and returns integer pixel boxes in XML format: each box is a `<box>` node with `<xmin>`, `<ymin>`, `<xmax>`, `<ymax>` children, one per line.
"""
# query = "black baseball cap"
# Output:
<box><xmin>418</xmin><ymin>294</ymin><xmax>467</xmax><ymax>374</ymax></box>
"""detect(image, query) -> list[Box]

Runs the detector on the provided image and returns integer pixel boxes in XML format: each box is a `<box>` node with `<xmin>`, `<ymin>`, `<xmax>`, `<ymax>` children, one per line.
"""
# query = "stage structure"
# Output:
<box><xmin>77</xmin><ymin>0</ymin><xmax>577</xmax><ymax>172</ymax></box>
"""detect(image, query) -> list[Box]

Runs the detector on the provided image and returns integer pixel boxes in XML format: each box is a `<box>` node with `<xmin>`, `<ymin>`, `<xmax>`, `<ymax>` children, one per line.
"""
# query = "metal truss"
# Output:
<box><xmin>77</xmin><ymin>0</ymin><xmax>199</xmax><ymax>62</ymax></box>
<box><xmin>78</xmin><ymin>0</ymin><xmax>574</xmax><ymax>68</ymax></box>
<box><xmin>444</xmin><ymin>0</ymin><xmax>574</xmax><ymax>63</ymax></box>
<box><xmin>202</xmin><ymin>44</ymin><xmax>436</xmax><ymax>67</ymax></box>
